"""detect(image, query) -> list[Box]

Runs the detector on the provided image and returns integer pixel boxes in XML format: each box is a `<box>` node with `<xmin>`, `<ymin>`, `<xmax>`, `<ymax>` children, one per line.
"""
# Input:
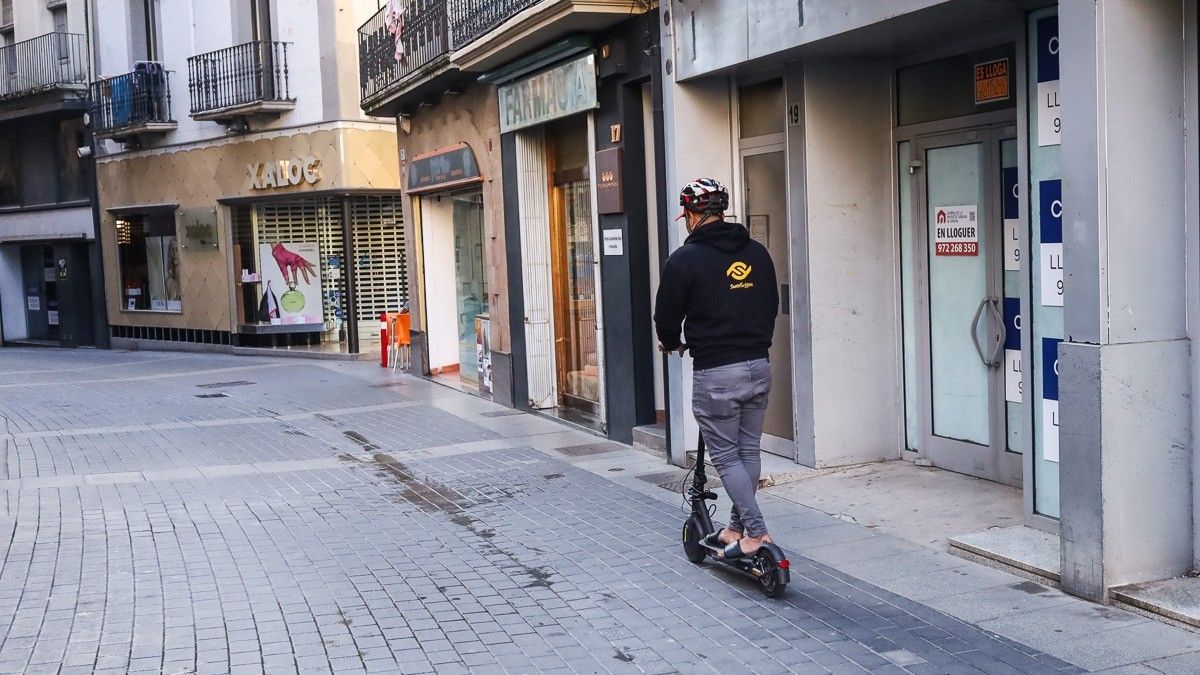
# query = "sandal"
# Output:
<box><xmin>721</xmin><ymin>539</ymin><xmax>761</xmax><ymax>560</ymax></box>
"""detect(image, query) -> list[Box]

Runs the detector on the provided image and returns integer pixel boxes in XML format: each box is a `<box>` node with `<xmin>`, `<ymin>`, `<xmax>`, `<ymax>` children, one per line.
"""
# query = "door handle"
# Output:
<box><xmin>970</xmin><ymin>296</ymin><xmax>1005</xmax><ymax>368</ymax></box>
<box><xmin>986</xmin><ymin>297</ymin><xmax>1006</xmax><ymax>368</ymax></box>
<box><xmin>970</xmin><ymin>297</ymin><xmax>990</xmax><ymax>366</ymax></box>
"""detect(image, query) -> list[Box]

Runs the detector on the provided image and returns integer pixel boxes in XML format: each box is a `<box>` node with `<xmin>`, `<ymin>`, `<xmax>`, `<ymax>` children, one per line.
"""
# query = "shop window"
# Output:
<box><xmin>229</xmin><ymin>196</ymin><xmax>406</xmax><ymax>343</ymax></box>
<box><xmin>116</xmin><ymin>212</ymin><xmax>182</xmax><ymax>312</ymax></box>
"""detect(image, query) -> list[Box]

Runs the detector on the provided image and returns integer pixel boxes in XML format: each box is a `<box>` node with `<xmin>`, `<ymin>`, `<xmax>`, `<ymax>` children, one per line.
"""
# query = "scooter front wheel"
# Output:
<box><xmin>682</xmin><ymin>514</ymin><xmax>707</xmax><ymax>564</ymax></box>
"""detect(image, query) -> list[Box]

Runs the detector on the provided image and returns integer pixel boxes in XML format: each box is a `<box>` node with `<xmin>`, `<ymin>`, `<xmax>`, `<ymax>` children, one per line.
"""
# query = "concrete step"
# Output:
<box><xmin>1112</xmin><ymin>577</ymin><xmax>1200</xmax><ymax>632</ymax></box>
<box><xmin>948</xmin><ymin>525</ymin><xmax>1061</xmax><ymax>584</ymax></box>
<box><xmin>631</xmin><ymin>423</ymin><xmax>667</xmax><ymax>458</ymax></box>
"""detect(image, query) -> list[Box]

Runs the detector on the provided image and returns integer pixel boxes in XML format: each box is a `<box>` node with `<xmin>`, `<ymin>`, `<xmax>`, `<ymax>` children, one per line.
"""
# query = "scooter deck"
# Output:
<box><xmin>698</xmin><ymin>538</ymin><xmax>760</xmax><ymax>571</ymax></box>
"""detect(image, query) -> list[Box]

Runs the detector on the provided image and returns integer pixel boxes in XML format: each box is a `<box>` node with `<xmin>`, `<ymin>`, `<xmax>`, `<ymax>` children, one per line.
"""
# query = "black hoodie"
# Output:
<box><xmin>654</xmin><ymin>220</ymin><xmax>778</xmax><ymax>371</ymax></box>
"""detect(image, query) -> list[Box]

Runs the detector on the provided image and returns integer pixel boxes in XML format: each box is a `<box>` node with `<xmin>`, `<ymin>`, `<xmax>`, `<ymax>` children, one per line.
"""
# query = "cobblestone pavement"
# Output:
<box><xmin>0</xmin><ymin>349</ymin><xmax>1091</xmax><ymax>674</ymax></box>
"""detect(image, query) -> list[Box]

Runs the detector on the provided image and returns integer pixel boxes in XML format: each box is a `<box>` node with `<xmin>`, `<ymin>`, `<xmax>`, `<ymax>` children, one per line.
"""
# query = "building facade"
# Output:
<box><xmin>91</xmin><ymin>0</ymin><xmax>406</xmax><ymax>355</ymax></box>
<box><xmin>658</xmin><ymin>0</ymin><xmax>1200</xmax><ymax>604</ymax></box>
<box><xmin>0</xmin><ymin>0</ymin><xmax>104</xmax><ymax>349</ymax></box>
<box><xmin>360</xmin><ymin>0</ymin><xmax>663</xmax><ymax>441</ymax></box>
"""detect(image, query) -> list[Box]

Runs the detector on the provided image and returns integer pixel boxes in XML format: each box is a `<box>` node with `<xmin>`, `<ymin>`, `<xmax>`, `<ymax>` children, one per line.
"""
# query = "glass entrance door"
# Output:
<box><xmin>912</xmin><ymin>129</ymin><xmax>1020</xmax><ymax>485</ymax></box>
<box><xmin>452</xmin><ymin>192</ymin><xmax>487</xmax><ymax>386</ymax></box>
<box><xmin>741</xmin><ymin>147</ymin><xmax>794</xmax><ymax>454</ymax></box>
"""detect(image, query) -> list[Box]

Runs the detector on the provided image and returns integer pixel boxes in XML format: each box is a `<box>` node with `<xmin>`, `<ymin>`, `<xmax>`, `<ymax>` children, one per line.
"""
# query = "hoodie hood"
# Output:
<box><xmin>684</xmin><ymin>220</ymin><xmax>750</xmax><ymax>253</ymax></box>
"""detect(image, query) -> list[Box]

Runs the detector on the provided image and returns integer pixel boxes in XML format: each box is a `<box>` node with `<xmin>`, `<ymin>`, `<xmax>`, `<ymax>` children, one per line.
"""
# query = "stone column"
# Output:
<box><xmin>1058</xmin><ymin>0</ymin><xmax>1193</xmax><ymax>601</ymax></box>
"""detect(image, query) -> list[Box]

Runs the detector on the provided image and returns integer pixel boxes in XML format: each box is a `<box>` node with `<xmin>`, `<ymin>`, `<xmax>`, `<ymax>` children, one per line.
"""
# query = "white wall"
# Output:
<box><xmin>0</xmin><ymin>246</ymin><xmax>28</xmax><ymax>341</ymax></box>
<box><xmin>12</xmin><ymin>0</ymin><xmax>88</xmax><ymax>41</ymax></box>
<box><xmin>659</xmin><ymin>67</ymin><xmax>736</xmax><ymax>463</ymax></box>
<box><xmin>93</xmin><ymin>0</ymin><xmax>388</xmax><ymax>156</ymax></box>
<box><xmin>419</xmin><ymin>196</ymin><xmax>459</xmax><ymax>371</ymax></box>
<box><xmin>800</xmin><ymin>60</ymin><xmax>901</xmax><ymax>467</ymax></box>
<box><xmin>0</xmin><ymin>206</ymin><xmax>93</xmax><ymax>241</ymax></box>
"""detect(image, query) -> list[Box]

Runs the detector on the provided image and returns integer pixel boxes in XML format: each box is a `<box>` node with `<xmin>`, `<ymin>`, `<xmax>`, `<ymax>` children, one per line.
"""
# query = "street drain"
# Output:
<box><xmin>636</xmin><ymin>470</ymin><xmax>719</xmax><ymax>492</ymax></box>
<box><xmin>480</xmin><ymin>409</ymin><xmax>524</xmax><ymax>418</ymax></box>
<box><xmin>555</xmin><ymin>443</ymin><xmax>624</xmax><ymax>457</ymax></box>
<box><xmin>195</xmin><ymin>393</ymin><xmax>228</xmax><ymax>399</ymax></box>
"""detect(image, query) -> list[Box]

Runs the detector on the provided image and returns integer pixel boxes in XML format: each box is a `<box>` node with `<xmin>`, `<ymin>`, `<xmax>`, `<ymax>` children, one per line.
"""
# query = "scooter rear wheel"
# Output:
<box><xmin>756</xmin><ymin>549</ymin><xmax>787</xmax><ymax>598</ymax></box>
<box><xmin>682</xmin><ymin>514</ymin><xmax>707</xmax><ymax>564</ymax></box>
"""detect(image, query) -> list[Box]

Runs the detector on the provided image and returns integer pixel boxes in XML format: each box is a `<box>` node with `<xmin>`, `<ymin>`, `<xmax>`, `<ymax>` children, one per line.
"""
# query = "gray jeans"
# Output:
<box><xmin>692</xmin><ymin>358</ymin><xmax>772</xmax><ymax>538</ymax></box>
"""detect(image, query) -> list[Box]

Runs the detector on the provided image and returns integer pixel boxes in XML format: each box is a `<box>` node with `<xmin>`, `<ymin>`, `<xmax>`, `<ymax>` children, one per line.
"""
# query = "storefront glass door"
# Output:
<box><xmin>741</xmin><ymin>147</ymin><xmax>794</xmax><ymax>452</ymax></box>
<box><xmin>551</xmin><ymin>176</ymin><xmax>599</xmax><ymax>416</ymax></box>
<box><xmin>912</xmin><ymin>129</ymin><xmax>1021</xmax><ymax>485</ymax></box>
<box><xmin>452</xmin><ymin>192</ymin><xmax>487</xmax><ymax>385</ymax></box>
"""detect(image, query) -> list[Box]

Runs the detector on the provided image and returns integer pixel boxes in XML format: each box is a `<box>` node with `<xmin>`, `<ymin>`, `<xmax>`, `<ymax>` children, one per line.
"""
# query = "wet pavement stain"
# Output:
<box><xmin>1010</xmin><ymin>581</ymin><xmax>1055</xmax><ymax>596</ymax></box>
<box><xmin>197</xmin><ymin>380</ymin><xmax>255</xmax><ymax>389</ymax></box>
<box><xmin>343</xmin><ymin>430</ymin><xmax>378</xmax><ymax>451</ymax></box>
<box><xmin>367</xmin><ymin>451</ymin><xmax>558</xmax><ymax>590</ymax></box>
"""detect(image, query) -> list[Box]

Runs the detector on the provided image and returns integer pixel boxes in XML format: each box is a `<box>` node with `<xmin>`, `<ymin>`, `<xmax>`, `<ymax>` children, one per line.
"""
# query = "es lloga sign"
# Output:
<box><xmin>248</xmin><ymin>156</ymin><xmax>321</xmax><ymax>190</ymax></box>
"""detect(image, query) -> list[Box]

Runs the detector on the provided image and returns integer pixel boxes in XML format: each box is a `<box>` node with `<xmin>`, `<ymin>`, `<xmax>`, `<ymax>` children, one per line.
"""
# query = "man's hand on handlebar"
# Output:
<box><xmin>658</xmin><ymin>342</ymin><xmax>688</xmax><ymax>356</ymax></box>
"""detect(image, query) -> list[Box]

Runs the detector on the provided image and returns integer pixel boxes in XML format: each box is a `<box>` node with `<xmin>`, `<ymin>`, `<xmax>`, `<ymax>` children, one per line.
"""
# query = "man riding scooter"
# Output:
<box><xmin>654</xmin><ymin>178</ymin><xmax>780</xmax><ymax>560</ymax></box>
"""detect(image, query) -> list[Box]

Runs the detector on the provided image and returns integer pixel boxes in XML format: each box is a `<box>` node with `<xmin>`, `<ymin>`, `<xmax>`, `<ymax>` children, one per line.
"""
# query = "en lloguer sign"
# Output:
<box><xmin>497</xmin><ymin>53</ymin><xmax>598</xmax><ymax>133</ymax></box>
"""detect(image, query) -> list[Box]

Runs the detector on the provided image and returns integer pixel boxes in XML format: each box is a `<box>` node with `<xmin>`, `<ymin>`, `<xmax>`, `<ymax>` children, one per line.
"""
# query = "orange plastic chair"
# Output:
<box><xmin>389</xmin><ymin>311</ymin><xmax>412</xmax><ymax>371</ymax></box>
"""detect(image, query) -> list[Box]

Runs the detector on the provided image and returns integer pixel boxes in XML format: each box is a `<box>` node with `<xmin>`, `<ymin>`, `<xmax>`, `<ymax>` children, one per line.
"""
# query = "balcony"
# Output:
<box><xmin>90</xmin><ymin>64</ymin><xmax>177</xmax><ymax>144</ymax></box>
<box><xmin>449</xmin><ymin>0</ymin><xmax>538</xmax><ymax>50</ymax></box>
<box><xmin>187</xmin><ymin>41</ymin><xmax>294</xmax><ymax>124</ymax></box>
<box><xmin>358</xmin><ymin>0</ymin><xmax>454</xmax><ymax>117</ymax></box>
<box><xmin>0</xmin><ymin>32</ymin><xmax>89</xmax><ymax>115</ymax></box>
<box><xmin>447</xmin><ymin>0</ymin><xmax>650</xmax><ymax>71</ymax></box>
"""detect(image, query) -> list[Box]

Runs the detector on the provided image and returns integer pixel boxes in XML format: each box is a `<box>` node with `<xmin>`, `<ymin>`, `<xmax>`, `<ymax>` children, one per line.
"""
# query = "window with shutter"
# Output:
<box><xmin>0</xmin><ymin>0</ymin><xmax>12</xmax><ymax>29</ymax></box>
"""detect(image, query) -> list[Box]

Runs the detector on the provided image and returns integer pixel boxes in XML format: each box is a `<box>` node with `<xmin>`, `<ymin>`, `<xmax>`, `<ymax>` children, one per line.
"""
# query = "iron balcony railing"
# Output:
<box><xmin>187</xmin><ymin>40</ymin><xmax>291</xmax><ymax>116</ymax></box>
<box><xmin>90</xmin><ymin>64</ymin><xmax>174</xmax><ymax>134</ymax></box>
<box><xmin>0</xmin><ymin>32</ymin><xmax>89</xmax><ymax>101</ymax></box>
<box><xmin>448</xmin><ymin>0</ymin><xmax>538</xmax><ymax>50</ymax></box>
<box><xmin>358</xmin><ymin>0</ymin><xmax>450</xmax><ymax>104</ymax></box>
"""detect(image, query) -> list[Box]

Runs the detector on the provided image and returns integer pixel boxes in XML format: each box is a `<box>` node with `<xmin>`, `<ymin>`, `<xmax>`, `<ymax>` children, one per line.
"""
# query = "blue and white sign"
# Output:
<box><xmin>1040</xmin><ymin>179</ymin><xmax>1064</xmax><ymax>307</ymax></box>
<box><xmin>1042</xmin><ymin>337</ymin><xmax>1061</xmax><ymax>462</ymax></box>
<box><xmin>1003</xmin><ymin>166</ymin><xmax>1020</xmax><ymax>271</ymax></box>
<box><xmin>1004</xmin><ymin>297</ymin><xmax>1022</xmax><ymax>403</ymax></box>
<box><xmin>1037</xmin><ymin>15</ymin><xmax>1061</xmax><ymax>147</ymax></box>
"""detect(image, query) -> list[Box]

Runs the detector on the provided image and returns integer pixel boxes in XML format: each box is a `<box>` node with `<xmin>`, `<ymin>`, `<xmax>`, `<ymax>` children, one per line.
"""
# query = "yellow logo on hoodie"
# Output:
<box><xmin>726</xmin><ymin>262</ymin><xmax>752</xmax><ymax>281</ymax></box>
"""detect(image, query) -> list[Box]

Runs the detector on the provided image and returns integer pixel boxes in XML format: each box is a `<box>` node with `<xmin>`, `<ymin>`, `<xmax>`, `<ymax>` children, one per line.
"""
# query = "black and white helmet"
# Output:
<box><xmin>679</xmin><ymin>178</ymin><xmax>729</xmax><ymax>216</ymax></box>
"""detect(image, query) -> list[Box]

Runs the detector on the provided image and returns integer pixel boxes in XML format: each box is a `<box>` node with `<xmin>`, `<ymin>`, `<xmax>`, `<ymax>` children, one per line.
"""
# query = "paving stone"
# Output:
<box><xmin>0</xmin><ymin>349</ymin><xmax>1116</xmax><ymax>674</ymax></box>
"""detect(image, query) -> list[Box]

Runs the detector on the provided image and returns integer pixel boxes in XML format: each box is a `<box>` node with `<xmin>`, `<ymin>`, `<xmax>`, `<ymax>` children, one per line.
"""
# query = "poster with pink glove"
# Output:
<box><xmin>258</xmin><ymin>242</ymin><xmax>323</xmax><ymax>325</ymax></box>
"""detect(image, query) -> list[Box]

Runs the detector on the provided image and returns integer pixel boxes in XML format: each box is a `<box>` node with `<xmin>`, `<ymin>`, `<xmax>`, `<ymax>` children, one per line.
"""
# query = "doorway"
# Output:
<box><xmin>549</xmin><ymin>116</ymin><xmax>600</xmax><ymax>421</ymax></box>
<box><xmin>741</xmin><ymin>148</ymin><xmax>794</xmax><ymax>455</ymax></box>
<box><xmin>417</xmin><ymin>189</ymin><xmax>489</xmax><ymax>393</ymax></box>
<box><xmin>13</xmin><ymin>242</ymin><xmax>95</xmax><ymax>347</ymax></box>
<box><xmin>21</xmin><ymin>245</ymin><xmax>59</xmax><ymax>344</ymax></box>
<box><xmin>737</xmin><ymin>77</ymin><xmax>795</xmax><ymax>458</ymax></box>
<box><xmin>908</xmin><ymin>127</ymin><xmax>1021</xmax><ymax>485</ymax></box>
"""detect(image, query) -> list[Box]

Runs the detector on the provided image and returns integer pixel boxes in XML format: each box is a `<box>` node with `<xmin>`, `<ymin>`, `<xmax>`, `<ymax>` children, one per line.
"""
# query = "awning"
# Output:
<box><xmin>406</xmin><ymin>143</ymin><xmax>483</xmax><ymax>195</ymax></box>
<box><xmin>106</xmin><ymin>202</ymin><xmax>179</xmax><ymax>217</ymax></box>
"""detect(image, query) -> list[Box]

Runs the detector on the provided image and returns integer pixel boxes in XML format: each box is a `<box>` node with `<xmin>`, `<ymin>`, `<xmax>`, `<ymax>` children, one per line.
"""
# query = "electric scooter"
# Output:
<box><xmin>682</xmin><ymin>435</ymin><xmax>790</xmax><ymax>597</ymax></box>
